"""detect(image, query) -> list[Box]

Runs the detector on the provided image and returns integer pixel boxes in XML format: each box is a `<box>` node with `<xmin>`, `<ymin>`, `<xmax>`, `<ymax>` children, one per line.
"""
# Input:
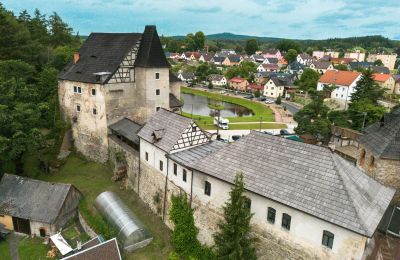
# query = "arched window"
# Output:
<box><xmin>322</xmin><ymin>230</ymin><xmax>334</xmax><ymax>249</ymax></box>
<box><xmin>360</xmin><ymin>149</ymin><xmax>366</xmax><ymax>166</ymax></box>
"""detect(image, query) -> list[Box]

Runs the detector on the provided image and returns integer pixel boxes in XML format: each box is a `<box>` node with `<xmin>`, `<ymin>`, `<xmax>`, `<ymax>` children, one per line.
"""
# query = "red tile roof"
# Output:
<box><xmin>247</xmin><ymin>84</ymin><xmax>263</xmax><ymax>90</ymax></box>
<box><xmin>319</xmin><ymin>70</ymin><xmax>361</xmax><ymax>86</ymax></box>
<box><xmin>372</xmin><ymin>73</ymin><xmax>392</xmax><ymax>82</ymax></box>
<box><xmin>230</xmin><ymin>77</ymin><xmax>246</xmax><ymax>83</ymax></box>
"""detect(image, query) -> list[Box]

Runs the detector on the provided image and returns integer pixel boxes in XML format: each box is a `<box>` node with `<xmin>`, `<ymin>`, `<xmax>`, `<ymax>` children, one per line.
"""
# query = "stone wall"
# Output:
<box><xmin>78</xmin><ymin>212</ymin><xmax>97</xmax><ymax>238</ymax></box>
<box><xmin>30</xmin><ymin>221</ymin><xmax>56</xmax><ymax>237</ymax></box>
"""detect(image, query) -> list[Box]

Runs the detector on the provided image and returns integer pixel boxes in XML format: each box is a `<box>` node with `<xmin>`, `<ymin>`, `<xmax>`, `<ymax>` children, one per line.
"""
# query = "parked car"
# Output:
<box><xmin>280</xmin><ymin>129</ymin><xmax>291</xmax><ymax>135</ymax></box>
<box><xmin>263</xmin><ymin>131</ymin><xmax>273</xmax><ymax>135</ymax></box>
<box><xmin>219</xmin><ymin>90</ymin><xmax>226</xmax><ymax>94</ymax></box>
<box><xmin>259</xmin><ymin>96</ymin><xmax>267</xmax><ymax>101</ymax></box>
<box><xmin>265</xmin><ymin>99</ymin><xmax>274</xmax><ymax>104</ymax></box>
<box><xmin>231</xmin><ymin>135</ymin><xmax>241</xmax><ymax>141</ymax></box>
<box><xmin>244</xmin><ymin>95</ymin><xmax>254</xmax><ymax>99</ymax></box>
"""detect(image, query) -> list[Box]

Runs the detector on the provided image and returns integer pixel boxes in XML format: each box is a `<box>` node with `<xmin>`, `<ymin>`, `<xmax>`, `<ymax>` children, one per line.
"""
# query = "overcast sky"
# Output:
<box><xmin>3</xmin><ymin>0</ymin><xmax>400</xmax><ymax>40</ymax></box>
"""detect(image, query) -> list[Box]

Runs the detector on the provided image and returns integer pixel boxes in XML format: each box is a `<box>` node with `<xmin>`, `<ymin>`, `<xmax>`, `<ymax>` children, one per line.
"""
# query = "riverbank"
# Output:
<box><xmin>181</xmin><ymin>87</ymin><xmax>275</xmax><ymax>124</ymax></box>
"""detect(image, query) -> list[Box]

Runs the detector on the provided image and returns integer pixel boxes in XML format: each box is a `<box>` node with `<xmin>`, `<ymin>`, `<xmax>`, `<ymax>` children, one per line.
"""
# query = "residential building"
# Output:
<box><xmin>262</xmin><ymin>49</ymin><xmax>282</xmax><ymax>59</ymax></box>
<box><xmin>229</xmin><ymin>77</ymin><xmax>249</xmax><ymax>91</ymax></box>
<box><xmin>246</xmin><ymin>84</ymin><xmax>263</xmax><ymax>93</ymax></box>
<box><xmin>277</xmin><ymin>58</ymin><xmax>288</xmax><ymax>68</ymax></box>
<box><xmin>63</xmin><ymin>237</ymin><xmax>122</xmax><ymax>260</ymax></box>
<box><xmin>331</xmin><ymin>57</ymin><xmax>357</xmax><ymax>65</ymax></box>
<box><xmin>287</xmin><ymin>61</ymin><xmax>305</xmax><ymax>77</ymax></box>
<box><xmin>372</xmin><ymin>73</ymin><xmax>396</xmax><ymax>94</ymax></box>
<box><xmin>348</xmin><ymin>62</ymin><xmax>390</xmax><ymax>74</ymax></box>
<box><xmin>208</xmin><ymin>74</ymin><xmax>227</xmax><ymax>86</ymax></box>
<box><xmin>199</xmin><ymin>53</ymin><xmax>213</xmax><ymax>63</ymax></box>
<box><xmin>296</xmin><ymin>53</ymin><xmax>313</xmax><ymax>65</ymax></box>
<box><xmin>0</xmin><ymin>174</ymin><xmax>82</xmax><ymax>237</ymax></box>
<box><xmin>134</xmin><ymin>110</ymin><xmax>394</xmax><ymax>260</ymax></box>
<box><xmin>394</xmin><ymin>75</ymin><xmax>400</xmax><ymax>95</ymax></box>
<box><xmin>183</xmin><ymin>51</ymin><xmax>201</xmax><ymax>61</ymax></box>
<box><xmin>220</xmin><ymin>49</ymin><xmax>236</xmax><ymax>55</ymax></box>
<box><xmin>344</xmin><ymin>51</ymin><xmax>365</xmax><ymax>62</ymax></box>
<box><xmin>317</xmin><ymin>70</ymin><xmax>362</xmax><ymax>107</ymax></box>
<box><xmin>222</xmin><ymin>55</ymin><xmax>241</xmax><ymax>66</ymax></box>
<box><xmin>262</xmin><ymin>57</ymin><xmax>279</xmax><ymax>65</ymax></box>
<box><xmin>58</xmin><ymin>26</ymin><xmax>180</xmax><ymax>162</ymax></box>
<box><xmin>177</xmin><ymin>72</ymin><xmax>195</xmax><ymax>83</ymax></box>
<box><xmin>309</xmin><ymin>61</ymin><xmax>334</xmax><ymax>74</ymax></box>
<box><xmin>367</xmin><ymin>53</ymin><xmax>398</xmax><ymax>70</ymax></box>
<box><xmin>211</xmin><ymin>56</ymin><xmax>225</xmax><ymax>65</ymax></box>
<box><xmin>257</xmin><ymin>63</ymin><xmax>280</xmax><ymax>72</ymax></box>
<box><xmin>313</xmin><ymin>51</ymin><xmax>340</xmax><ymax>60</ymax></box>
<box><xmin>251</xmin><ymin>54</ymin><xmax>265</xmax><ymax>63</ymax></box>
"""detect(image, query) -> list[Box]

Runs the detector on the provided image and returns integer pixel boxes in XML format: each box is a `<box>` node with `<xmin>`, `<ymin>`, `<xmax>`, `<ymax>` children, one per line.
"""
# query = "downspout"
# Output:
<box><xmin>190</xmin><ymin>169</ymin><xmax>194</xmax><ymax>206</ymax></box>
<box><xmin>138</xmin><ymin>154</ymin><xmax>141</xmax><ymax>196</ymax></box>
<box><xmin>162</xmin><ymin>156</ymin><xmax>169</xmax><ymax>221</ymax></box>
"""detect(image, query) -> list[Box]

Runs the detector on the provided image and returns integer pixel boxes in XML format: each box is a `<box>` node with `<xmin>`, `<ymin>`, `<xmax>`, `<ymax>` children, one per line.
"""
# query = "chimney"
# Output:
<box><xmin>74</xmin><ymin>51</ymin><xmax>80</xmax><ymax>64</ymax></box>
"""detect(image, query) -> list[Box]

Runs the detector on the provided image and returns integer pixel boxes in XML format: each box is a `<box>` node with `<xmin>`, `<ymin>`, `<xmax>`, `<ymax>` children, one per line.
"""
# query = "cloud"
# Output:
<box><xmin>1</xmin><ymin>0</ymin><xmax>399</xmax><ymax>39</ymax></box>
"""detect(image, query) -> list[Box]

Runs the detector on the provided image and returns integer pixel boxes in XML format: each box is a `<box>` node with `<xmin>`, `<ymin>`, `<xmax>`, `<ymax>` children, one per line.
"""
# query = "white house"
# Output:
<box><xmin>317</xmin><ymin>70</ymin><xmax>362</xmax><ymax>108</ymax></box>
<box><xmin>262</xmin><ymin>57</ymin><xmax>279</xmax><ymax>65</ymax></box>
<box><xmin>263</xmin><ymin>78</ymin><xmax>287</xmax><ymax>98</ymax></box>
<box><xmin>309</xmin><ymin>61</ymin><xmax>334</xmax><ymax>74</ymax></box>
<box><xmin>344</xmin><ymin>51</ymin><xmax>365</xmax><ymax>62</ymax></box>
<box><xmin>136</xmin><ymin>110</ymin><xmax>395</xmax><ymax>260</ymax></box>
<box><xmin>208</xmin><ymin>74</ymin><xmax>227</xmax><ymax>86</ymax></box>
<box><xmin>177</xmin><ymin>72</ymin><xmax>195</xmax><ymax>83</ymax></box>
<box><xmin>257</xmin><ymin>63</ymin><xmax>279</xmax><ymax>72</ymax></box>
<box><xmin>296</xmin><ymin>53</ymin><xmax>313</xmax><ymax>65</ymax></box>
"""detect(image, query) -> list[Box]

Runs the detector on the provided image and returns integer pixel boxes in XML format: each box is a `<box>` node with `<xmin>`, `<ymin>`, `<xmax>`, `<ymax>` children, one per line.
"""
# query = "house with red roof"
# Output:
<box><xmin>317</xmin><ymin>70</ymin><xmax>362</xmax><ymax>107</ymax></box>
<box><xmin>247</xmin><ymin>84</ymin><xmax>263</xmax><ymax>93</ymax></box>
<box><xmin>229</xmin><ymin>77</ymin><xmax>249</xmax><ymax>91</ymax></box>
<box><xmin>372</xmin><ymin>73</ymin><xmax>395</xmax><ymax>94</ymax></box>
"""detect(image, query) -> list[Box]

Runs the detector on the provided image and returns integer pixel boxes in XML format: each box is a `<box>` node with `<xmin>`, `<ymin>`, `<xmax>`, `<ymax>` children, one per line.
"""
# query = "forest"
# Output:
<box><xmin>0</xmin><ymin>3</ymin><xmax>81</xmax><ymax>175</ymax></box>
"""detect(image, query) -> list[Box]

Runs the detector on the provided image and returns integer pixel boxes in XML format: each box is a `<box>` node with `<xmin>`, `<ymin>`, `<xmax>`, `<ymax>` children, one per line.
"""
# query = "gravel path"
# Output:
<box><xmin>8</xmin><ymin>233</ymin><xmax>23</xmax><ymax>260</ymax></box>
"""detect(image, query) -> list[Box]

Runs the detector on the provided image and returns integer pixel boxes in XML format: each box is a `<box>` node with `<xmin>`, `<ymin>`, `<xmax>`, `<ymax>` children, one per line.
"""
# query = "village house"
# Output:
<box><xmin>208</xmin><ymin>74</ymin><xmax>227</xmax><ymax>86</ymax></box>
<box><xmin>222</xmin><ymin>55</ymin><xmax>241</xmax><ymax>66</ymax></box>
<box><xmin>277</xmin><ymin>58</ymin><xmax>288</xmax><ymax>68</ymax></box>
<box><xmin>246</xmin><ymin>84</ymin><xmax>263</xmax><ymax>94</ymax></box>
<box><xmin>168</xmin><ymin>52</ymin><xmax>181</xmax><ymax>60</ymax></box>
<box><xmin>177</xmin><ymin>71</ymin><xmax>195</xmax><ymax>83</ymax></box>
<box><xmin>262</xmin><ymin>49</ymin><xmax>282</xmax><ymax>59</ymax></box>
<box><xmin>287</xmin><ymin>61</ymin><xmax>305</xmax><ymax>77</ymax></box>
<box><xmin>229</xmin><ymin>77</ymin><xmax>249</xmax><ymax>91</ymax></box>
<box><xmin>348</xmin><ymin>62</ymin><xmax>390</xmax><ymax>74</ymax></box>
<box><xmin>309</xmin><ymin>61</ymin><xmax>334</xmax><ymax>74</ymax></box>
<box><xmin>296</xmin><ymin>53</ymin><xmax>313</xmax><ymax>65</ymax></box>
<box><xmin>262</xmin><ymin>57</ymin><xmax>279</xmax><ymax>65</ymax></box>
<box><xmin>330</xmin><ymin>57</ymin><xmax>357</xmax><ymax>65</ymax></box>
<box><xmin>344</xmin><ymin>51</ymin><xmax>365</xmax><ymax>62</ymax></box>
<box><xmin>64</xmin><ymin>237</ymin><xmax>122</xmax><ymax>260</ymax></box>
<box><xmin>263</xmin><ymin>77</ymin><xmax>295</xmax><ymax>98</ymax></box>
<box><xmin>372</xmin><ymin>73</ymin><xmax>396</xmax><ymax>94</ymax></box>
<box><xmin>182</xmin><ymin>51</ymin><xmax>201</xmax><ymax>61</ymax></box>
<box><xmin>317</xmin><ymin>70</ymin><xmax>362</xmax><ymax>108</ymax></box>
<box><xmin>251</xmin><ymin>54</ymin><xmax>265</xmax><ymax>63</ymax></box>
<box><xmin>367</xmin><ymin>53</ymin><xmax>398</xmax><ymax>70</ymax></box>
<box><xmin>313</xmin><ymin>50</ymin><xmax>340</xmax><ymax>60</ymax></box>
<box><xmin>253</xmin><ymin>72</ymin><xmax>269</xmax><ymax>85</ymax></box>
<box><xmin>257</xmin><ymin>63</ymin><xmax>280</xmax><ymax>72</ymax></box>
<box><xmin>132</xmin><ymin>110</ymin><xmax>394</xmax><ymax>260</ymax></box>
<box><xmin>0</xmin><ymin>174</ymin><xmax>82</xmax><ymax>237</ymax></box>
<box><xmin>211</xmin><ymin>56</ymin><xmax>225</xmax><ymax>65</ymax></box>
<box><xmin>199</xmin><ymin>53</ymin><xmax>213</xmax><ymax>63</ymax></box>
<box><xmin>58</xmin><ymin>25</ymin><xmax>181</xmax><ymax>162</ymax></box>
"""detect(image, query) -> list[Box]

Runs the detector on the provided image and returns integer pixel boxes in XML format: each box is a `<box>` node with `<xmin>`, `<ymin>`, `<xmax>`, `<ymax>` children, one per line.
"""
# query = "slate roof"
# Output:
<box><xmin>168</xmin><ymin>141</ymin><xmax>227</xmax><ymax>167</ymax></box>
<box><xmin>0</xmin><ymin>174</ymin><xmax>81</xmax><ymax>224</ymax></box>
<box><xmin>359</xmin><ymin>108</ymin><xmax>400</xmax><ymax>160</ymax></box>
<box><xmin>64</xmin><ymin>238</ymin><xmax>121</xmax><ymax>260</ymax></box>
<box><xmin>212</xmin><ymin>56</ymin><xmax>226</xmax><ymax>63</ymax></box>
<box><xmin>288</xmin><ymin>61</ymin><xmax>305</xmax><ymax>71</ymax></box>
<box><xmin>261</xmin><ymin>64</ymin><xmax>279</xmax><ymax>70</ymax></box>
<box><xmin>208</xmin><ymin>74</ymin><xmax>225</xmax><ymax>81</ymax></box>
<box><xmin>189</xmin><ymin>131</ymin><xmax>395</xmax><ymax>237</ymax></box>
<box><xmin>312</xmin><ymin>61</ymin><xmax>332</xmax><ymax>69</ymax></box>
<box><xmin>265</xmin><ymin>57</ymin><xmax>279</xmax><ymax>64</ymax></box>
<box><xmin>179</xmin><ymin>72</ymin><xmax>195</xmax><ymax>80</ymax></box>
<box><xmin>137</xmin><ymin>109</ymin><xmax>193</xmax><ymax>152</ymax></box>
<box><xmin>109</xmin><ymin>118</ymin><xmax>142</xmax><ymax>145</ymax></box>
<box><xmin>59</xmin><ymin>26</ymin><xmax>169</xmax><ymax>84</ymax></box>
<box><xmin>227</xmin><ymin>55</ymin><xmax>241</xmax><ymax>63</ymax></box>
<box><xmin>299</xmin><ymin>53</ymin><xmax>312</xmax><ymax>60</ymax></box>
<box><xmin>59</xmin><ymin>33</ymin><xmax>141</xmax><ymax>84</ymax></box>
<box><xmin>169</xmin><ymin>93</ymin><xmax>183</xmax><ymax>108</ymax></box>
<box><xmin>371</xmin><ymin>66</ymin><xmax>390</xmax><ymax>74</ymax></box>
<box><xmin>270</xmin><ymin>77</ymin><xmax>293</xmax><ymax>87</ymax></box>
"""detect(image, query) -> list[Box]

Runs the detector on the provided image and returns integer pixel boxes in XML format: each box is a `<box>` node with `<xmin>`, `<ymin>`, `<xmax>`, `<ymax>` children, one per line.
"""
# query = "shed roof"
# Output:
<box><xmin>359</xmin><ymin>108</ymin><xmax>400</xmax><ymax>160</ymax></box>
<box><xmin>190</xmin><ymin>131</ymin><xmax>395</xmax><ymax>237</ymax></box>
<box><xmin>64</xmin><ymin>238</ymin><xmax>121</xmax><ymax>260</ymax></box>
<box><xmin>109</xmin><ymin>118</ymin><xmax>142</xmax><ymax>145</ymax></box>
<box><xmin>0</xmin><ymin>174</ymin><xmax>81</xmax><ymax>224</ymax></box>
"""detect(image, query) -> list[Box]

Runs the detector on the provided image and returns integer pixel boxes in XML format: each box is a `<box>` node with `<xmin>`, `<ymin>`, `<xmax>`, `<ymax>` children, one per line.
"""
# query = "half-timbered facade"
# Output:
<box><xmin>58</xmin><ymin>26</ymin><xmax>182</xmax><ymax>162</ymax></box>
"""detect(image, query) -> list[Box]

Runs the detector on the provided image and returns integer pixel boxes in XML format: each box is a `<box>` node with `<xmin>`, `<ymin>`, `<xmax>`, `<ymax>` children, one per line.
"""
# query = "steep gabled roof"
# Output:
<box><xmin>372</xmin><ymin>73</ymin><xmax>392</xmax><ymax>82</ymax></box>
<box><xmin>319</xmin><ymin>70</ymin><xmax>361</xmax><ymax>86</ymax></box>
<box><xmin>0</xmin><ymin>174</ymin><xmax>81</xmax><ymax>223</ymax></box>
<box><xmin>190</xmin><ymin>131</ymin><xmax>395</xmax><ymax>237</ymax></box>
<box><xmin>59</xmin><ymin>33</ymin><xmax>141</xmax><ymax>84</ymax></box>
<box><xmin>137</xmin><ymin>109</ymin><xmax>194</xmax><ymax>152</ymax></box>
<box><xmin>169</xmin><ymin>93</ymin><xmax>183</xmax><ymax>108</ymax></box>
<box><xmin>312</xmin><ymin>61</ymin><xmax>332</xmax><ymax>69</ymax></box>
<box><xmin>359</xmin><ymin>108</ymin><xmax>400</xmax><ymax>160</ymax></box>
<box><xmin>135</xmin><ymin>26</ymin><xmax>170</xmax><ymax>68</ymax></box>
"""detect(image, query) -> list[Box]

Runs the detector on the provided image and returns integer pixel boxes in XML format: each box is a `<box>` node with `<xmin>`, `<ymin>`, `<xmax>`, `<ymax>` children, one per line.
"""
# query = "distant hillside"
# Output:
<box><xmin>205</xmin><ymin>32</ymin><xmax>284</xmax><ymax>42</ymax></box>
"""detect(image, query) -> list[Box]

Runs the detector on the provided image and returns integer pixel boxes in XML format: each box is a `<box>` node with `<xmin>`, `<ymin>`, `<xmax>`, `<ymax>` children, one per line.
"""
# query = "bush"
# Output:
<box><xmin>275</xmin><ymin>95</ymin><xmax>282</xmax><ymax>105</ymax></box>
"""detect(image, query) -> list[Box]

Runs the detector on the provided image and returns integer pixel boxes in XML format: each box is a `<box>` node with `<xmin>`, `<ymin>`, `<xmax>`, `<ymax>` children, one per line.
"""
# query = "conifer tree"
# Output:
<box><xmin>213</xmin><ymin>172</ymin><xmax>257</xmax><ymax>260</ymax></box>
<box><xmin>351</xmin><ymin>69</ymin><xmax>384</xmax><ymax>103</ymax></box>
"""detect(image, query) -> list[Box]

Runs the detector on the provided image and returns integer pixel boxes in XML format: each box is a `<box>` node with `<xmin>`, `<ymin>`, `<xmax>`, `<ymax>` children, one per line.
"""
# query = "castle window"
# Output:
<box><xmin>145</xmin><ymin>152</ymin><xmax>148</xmax><ymax>161</ymax></box>
<box><xmin>322</xmin><ymin>230</ymin><xmax>334</xmax><ymax>249</ymax></box>
<box><xmin>267</xmin><ymin>207</ymin><xmax>276</xmax><ymax>224</ymax></box>
<box><xmin>282</xmin><ymin>213</ymin><xmax>291</xmax><ymax>230</ymax></box>
<box><xmin>156</xmin><ymin>89</ymin><xmax>160</xmax><ymax>95</ymax></box>
<box><xmin>205</xmin><ymin>181</ymin><xmax>211</xmax><ymax>196</ymax></box>
<box><xmin>92</xmin><ymin>108</ymin><xmax>97</xmax><ymax>115</ymax></box>
<box><xmin>39</xmin><ymin>228</ymin><xmax>46</xmax><ymax>237</ymax></box>
<box><xmin>74</xmin><ymin>86</ymin><xmax>82</xmax><ymax>93</ymax></box>
<box><xmin>156</xmin><ymin>107</ymin><xmax>160</xmax><ymax>111</ymax></box>
<box><xmin>159</xmin><ymin>160</ymin><xmax>163</xmax><ymax>171</ymax></box>
<box><xmin>183</xmin><ymin>169</ymin><xmax>187</xmax><ymax>182</ymax></box>
<box><xmin>91</xmin><ymin>88</ymin><xmax>96</xmax><ymax>96</ymax></box>
<box><xmin>360</xmin><ymin>149</ymin><xmax>366</xmax><ymax>166</ymax></box>
<box><xmin>155</xmin><ymin>72</ymin><xmax>160</xmax><ymax>80</ymax></box>
<box><xmin>173</xmin><ymin>163</ymin><xmax>177</xmax><ymax>175</ymax></box>
<box><xmin>76</xmin><ymin>104</ymin><xmax>81</xmax><ymax>112</ymax></box>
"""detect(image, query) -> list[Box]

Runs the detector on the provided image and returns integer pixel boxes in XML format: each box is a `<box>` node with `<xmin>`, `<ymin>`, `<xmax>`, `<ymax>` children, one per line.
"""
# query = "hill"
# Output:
<box><xmin>205</xmin><ymin>32</ymin><xmax>284</xmax><ymax>42</ymax></box>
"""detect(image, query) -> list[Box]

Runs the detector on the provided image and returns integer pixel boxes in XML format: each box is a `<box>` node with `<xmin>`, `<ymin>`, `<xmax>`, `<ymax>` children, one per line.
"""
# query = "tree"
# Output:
<box><xmin>285</xmin><ymin>49</ymin><xmax>298</xmax><ymax>63</ymax></box>
<box><xmin>245</xmin><ymin>39</ymin><xmax>258</xmax><ymax>55</ymax></box>
<box><xmin>351</xmin><ymin>69</ymin><xmax>384</xmax><ymax>103</ymax></box>
<box><xmin>295</xmin><ymin>68</ymin><xmax>320</xmax><ymax>92</ymax></box>
<box><xmin>225</xmin><ymin>61</ymin><xmax>257</xmax><ymax>81</ymax></box>
<box><xmin>235</xmin><ymin>45</ymin><xmax>243</xmax><ymax>54</ymax></box>
<box><xmin>348</xmin><ymin>99</ymin><xmax>386</xmax><ymax>130</ymax></box>
<box><xmin>334</xmin><ymin>64</ymin><xmax>348</xmax><ymax>71</ymax></box>
<box><xmin>294</xmin><ymin>92</ymin><xmax>331</xmax><ymax>142</ymax></box>
<box><xmin>276</xmin><ymin>39</ymin><xmax>301</xmax><ymax>52</ymax></box>
<box><xmin>254</xmin><ymin>90</ymin><xmax>261</xmax><ymax>98</ymax></box>
<box><xmin>275</xmin><ymin>94</ymin><xmax>282</xmax><ymax>105</ymax></box>
<box><xmin>194</xmin><ymin>31</ymin><xmax>205</xmax><ymax>50</ymax></box>
<box><xmin>373</xmin><ymin>59</ymin><xmax>383</xmax><ymax>66</ymax></box>
<box><xmin>214</xmin><ymin>172</ymin><xmax>256</xmax><ymax>259</ymax></box>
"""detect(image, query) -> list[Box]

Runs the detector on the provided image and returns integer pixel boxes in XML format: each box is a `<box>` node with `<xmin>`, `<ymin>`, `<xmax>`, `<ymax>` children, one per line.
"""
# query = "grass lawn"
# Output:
<box><xmin>181</xmin><ymin>87</ymin><xmax>275</xmax><ymax>123</ymax></box>
<box><xmin>18</xmin><ymin>237</ymin><xmax>49</xmax><ymax>260</ymax></box>
<box><xmin>32</xmin><ymin>155</ymin><xmax>172</xmax><ymax>260</ymax></box>
<box><xmin>199</xmin><ymin>122</ymin><xmax>287</xmax><ymax>130</ymax></box>
<box><xmin>0</xmin><ymin>240</ymin><xmax>11</xmax><ymax>260</ymax></box>
<box><xmin>61</xmin><ymin>221</ymin><xmax>91</xmax><ymax>247</ymax></box>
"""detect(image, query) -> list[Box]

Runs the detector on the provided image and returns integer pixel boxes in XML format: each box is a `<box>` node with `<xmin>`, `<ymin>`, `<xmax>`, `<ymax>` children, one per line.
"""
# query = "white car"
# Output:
<box><xmin>219</xmin><ymin>90</ymin><xmax>226</xmax><ymax>94</ymax></box>
<box><xmin>265</xmin><ymin>99</ymin><xmax>274</xmax><ymax>104</ymax></box>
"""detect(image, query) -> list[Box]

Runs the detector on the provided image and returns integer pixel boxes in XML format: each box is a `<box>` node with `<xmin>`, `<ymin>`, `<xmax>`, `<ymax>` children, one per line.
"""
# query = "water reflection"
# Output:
<box><xmin>181</xmin><ymin>93</ymin><xmax>254</xmax><ymax>117</ymax></box>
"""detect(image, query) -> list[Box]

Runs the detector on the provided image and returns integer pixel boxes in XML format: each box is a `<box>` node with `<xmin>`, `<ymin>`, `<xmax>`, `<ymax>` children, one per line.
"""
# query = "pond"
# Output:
<box><xmin>181</xmin><ymin>93</ymin><xmax>254</xmax><ymax>117</ymax></box>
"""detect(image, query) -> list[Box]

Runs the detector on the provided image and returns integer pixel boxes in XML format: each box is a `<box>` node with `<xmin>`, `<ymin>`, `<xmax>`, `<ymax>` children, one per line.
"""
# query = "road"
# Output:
<box><xmin>281</xmin><ymin>101</ymin><xmax>301</xmax><ymax>115</ymax></box>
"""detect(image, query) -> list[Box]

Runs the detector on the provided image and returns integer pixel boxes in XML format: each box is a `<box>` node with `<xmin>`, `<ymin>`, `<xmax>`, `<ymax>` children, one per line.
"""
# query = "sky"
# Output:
<box><xmin>2</xmin><ymin>0</ymin><xmax>400</xmax><ymax>40</ymax></box>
